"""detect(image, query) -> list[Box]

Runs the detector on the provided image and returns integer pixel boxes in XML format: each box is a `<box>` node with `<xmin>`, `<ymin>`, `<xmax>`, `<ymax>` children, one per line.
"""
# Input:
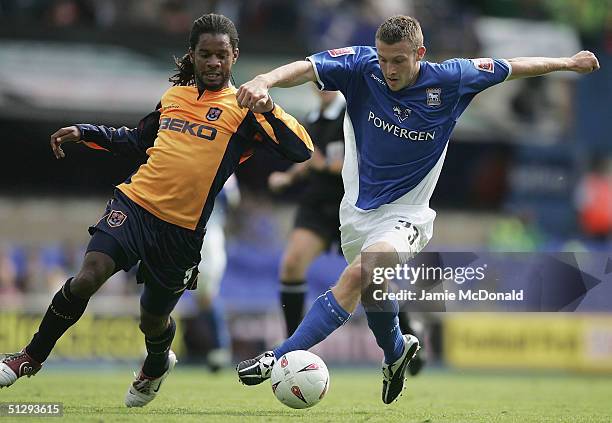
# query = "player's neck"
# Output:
<box><xmin>403</xmin><ymin>62</ymin><xmax>421</xmax><ymax>90</ymax></box>
<box><xmin>196</xmin><ymin>78</ymin><xmax>231</xmax><ymax>94</ymax></box>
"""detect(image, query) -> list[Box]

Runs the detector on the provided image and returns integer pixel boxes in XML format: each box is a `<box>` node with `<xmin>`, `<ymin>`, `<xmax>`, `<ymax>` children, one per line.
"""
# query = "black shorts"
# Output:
<box><xmin>87</xmin><ymin>189</ymin><xmax>204</xmax><ymax>315</ymax></box>
<box><xmin>294</xmin><ymin>183</ymin><xmax>342</xmax><ymax>249</ymax></box>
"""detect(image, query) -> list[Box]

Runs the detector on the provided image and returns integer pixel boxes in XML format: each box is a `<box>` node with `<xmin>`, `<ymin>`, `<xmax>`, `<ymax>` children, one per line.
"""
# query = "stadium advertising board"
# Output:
<box><xmin>445</xmin><ymin>314</ymin><xmax>612</xmax><ymax>372</ymax></box>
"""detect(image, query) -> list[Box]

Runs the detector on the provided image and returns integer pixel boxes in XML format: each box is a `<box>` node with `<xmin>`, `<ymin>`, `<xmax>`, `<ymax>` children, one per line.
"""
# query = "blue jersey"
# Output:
<box><xmin>307</xmin><ymin>46</ymin><xmax>511</xmax><ymax>211</ymax></box>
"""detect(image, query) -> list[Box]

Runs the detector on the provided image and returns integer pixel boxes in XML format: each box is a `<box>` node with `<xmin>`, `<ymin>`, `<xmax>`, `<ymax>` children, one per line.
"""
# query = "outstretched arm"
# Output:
<box><xmin>237</xmin><ymin>61</ymin><xmax>316</xmax><ymax>110</ymax></box>
<box><xmin>49</xmin><ymin>109</ymin><xmax>160</xmax><ymax>161</ymax></box>
<box><xmin>507</xmin><ymin>50</ymin><xmax>599</xmax><ymax>80</ymax></box>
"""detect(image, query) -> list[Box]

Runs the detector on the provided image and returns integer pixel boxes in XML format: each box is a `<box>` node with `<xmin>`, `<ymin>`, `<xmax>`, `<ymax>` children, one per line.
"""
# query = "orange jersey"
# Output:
<box><xmin>78</xmin><ymin>85</ymin><xmax>313</xmax><ymax>230</ymax></box>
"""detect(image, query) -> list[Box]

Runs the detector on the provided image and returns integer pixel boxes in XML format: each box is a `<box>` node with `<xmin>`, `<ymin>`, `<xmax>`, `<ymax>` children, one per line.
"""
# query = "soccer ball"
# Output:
<box><xmin>270</xmin><ymin>350</ymin><xmax>329</xmax><ymax>409</ymax></box>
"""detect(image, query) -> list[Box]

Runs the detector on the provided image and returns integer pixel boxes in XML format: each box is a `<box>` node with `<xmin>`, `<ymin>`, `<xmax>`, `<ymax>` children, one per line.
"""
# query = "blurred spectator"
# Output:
<box><xmin>466</xmin><ymin>0</ymin><xmax>550</xmax><ymax>20</ymax></box>
<box><xmin>92</xmin><ymin>0</ymin><xmax>117</xmax><ymax>28</ymax></box>
<box><xmin>0</xmin><ymin>248</ymin><xmax>19</xmax><ymax>297</ymax></box>
<box><xmin>45</xmin><ymin>0</ymin><xmax>95</xmax><ymax>27</ymax></box>
<box><xmin>543</xmin><ymin>0</ymin><xmax>612</xmax><ymax>48</ymax></box>
<box><xmin>488</xmin><ymin>213</ymin><xmax>543</xmax><ymax>252</ymax></box>
<box><xmin>240</xmin><ymin>0</ymin><xmax>300</xmax><ymax>34</ymax></box>
<box><xmin>159</xmin><ymin>0</ymin><xmax>192</xmax><ymax>34</ymax></box>
<box><xmin>21</xmin><ymin>246</ymin><xmax>46</xmax><ymax>293</ymax></box>
<box><xmin>415</xmin><ymin>0</ymin><xmax>480</xmax><ymax>57</ymax></box>
<box><xmin>308</xmin><ymin>0</ymin><xmax>394</xmax><ymax>49</ymax></box>
<box><xmin>575</xmin><ymin>156</ymin><xmax>612</xmax><ymax>242</ymax></box>
<box><xmin>3</xmin><ymin>242</ymin><xmax>137</xmax><ymax>296</ymax></box>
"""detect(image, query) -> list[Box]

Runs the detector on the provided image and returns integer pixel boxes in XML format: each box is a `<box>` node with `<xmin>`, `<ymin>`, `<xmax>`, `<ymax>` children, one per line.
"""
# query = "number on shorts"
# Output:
<box><xmin>395</xmin><ymin>220</ymin><xmax>419</xmax><ymax>246</ymax></box>
<box><xmin>183</xmin><ymin>265</ymin><xmax>196</xmax><ymax>285</ymax></box>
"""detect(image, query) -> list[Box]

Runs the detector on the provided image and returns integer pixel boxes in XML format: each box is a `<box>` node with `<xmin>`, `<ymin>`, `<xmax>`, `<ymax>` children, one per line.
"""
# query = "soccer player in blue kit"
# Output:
<box><xmin>236</xmin><ymin>15</ymin><xmax>600</xmax><ymax>404</ymax></box>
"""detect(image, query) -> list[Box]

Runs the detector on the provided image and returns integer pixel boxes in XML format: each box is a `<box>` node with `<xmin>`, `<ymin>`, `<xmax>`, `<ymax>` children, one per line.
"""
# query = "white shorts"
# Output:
<box><xmin>339</xmin><ymin>198</ymin><xmax>435</xmax><ymax>264</ymax></box>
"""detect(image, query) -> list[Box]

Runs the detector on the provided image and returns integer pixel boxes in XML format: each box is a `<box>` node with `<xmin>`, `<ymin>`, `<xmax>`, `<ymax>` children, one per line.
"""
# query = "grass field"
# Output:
<box><xmin>1</xmin><ymin>366</ymin><xmax>611</xmax><ymax>422</ymax></box>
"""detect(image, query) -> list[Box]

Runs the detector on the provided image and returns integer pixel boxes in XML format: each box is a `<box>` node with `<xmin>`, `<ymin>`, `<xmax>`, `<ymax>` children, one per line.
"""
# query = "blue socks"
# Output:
<box><xmin>365</xmin><ymin>298</ymin><xmax>404</xmax><ymax>364</ymax></box>
<box><xmin>272</xmin><ymin>289</ymin><xmax>403</xmax><ymax>365</ymax></box>
<box><xmin>273</xmin><ymin>290</ymin><xmax>350</xmax><ymax>359</ymax></box>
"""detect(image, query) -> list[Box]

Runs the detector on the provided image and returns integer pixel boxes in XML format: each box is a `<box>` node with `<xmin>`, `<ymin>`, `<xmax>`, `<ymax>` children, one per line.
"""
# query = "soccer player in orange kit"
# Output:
<box><xmin>0</xmin><ymin>13</ymin><xmax>312</xmax><ymax>408</ymax></box>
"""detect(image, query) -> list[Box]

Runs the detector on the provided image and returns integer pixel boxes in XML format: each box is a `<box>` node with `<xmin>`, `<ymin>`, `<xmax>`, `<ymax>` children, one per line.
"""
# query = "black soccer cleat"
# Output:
<box><xmin>381</xmin><ymin>334</ymin><xmax>420</xmax><ymax>404</ymax></box>
<box><xmin>236</xmin><ymin>351</ymin><xmax>275</xmax><ymax>386</ymax></box>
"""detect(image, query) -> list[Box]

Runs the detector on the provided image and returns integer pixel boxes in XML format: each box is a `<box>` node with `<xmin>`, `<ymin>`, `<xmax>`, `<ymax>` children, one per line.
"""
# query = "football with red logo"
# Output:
<box><xmin>270</xmin><ymin>350</ymin><xmax>329</xmax><ymax>409</ymax></box>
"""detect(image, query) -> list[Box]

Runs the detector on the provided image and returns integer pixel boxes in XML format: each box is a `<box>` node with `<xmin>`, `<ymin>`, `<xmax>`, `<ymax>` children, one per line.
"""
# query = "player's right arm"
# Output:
<box><xmin>49</xmin><ymin>108</ymin><xmax>160</xmax><ymax>161</ymax></box>
<box><xmin>237</xmin><ymin>46</ymin><xmax>363</xmax><ymax>109</ymax></box>
<box><xmin>236</xmin><ymin>61</ymin><xmax>316</xmax><ymax>110</ymax></box>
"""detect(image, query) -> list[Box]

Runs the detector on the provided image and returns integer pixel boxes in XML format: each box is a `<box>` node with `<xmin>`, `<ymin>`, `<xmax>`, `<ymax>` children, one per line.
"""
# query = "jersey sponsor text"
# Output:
<box><xmin>367</xmin><ymin>111</ymin><xmax>435</xmax><ymax>142</ymax></box>
<box><xmin>159</xmin><ymin>117</ymin><xmax>217</xmax><ymax>140</ymax></box>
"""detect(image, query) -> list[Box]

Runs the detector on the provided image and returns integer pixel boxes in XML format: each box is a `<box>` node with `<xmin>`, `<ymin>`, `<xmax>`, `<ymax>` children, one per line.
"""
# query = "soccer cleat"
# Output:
<box><xmin>381</xmin><ymin>334</ymin><xmax>420</xmax><ymax>404</ymax></box>
<box><xmin>0</xmin><ymin>350</ymin><xmax>42</xmax><ymax>388</ymax></box>
<box><xmin>236</xmin><ymin>351</ymin><xmax>275</xmax><ymax>386</ymax></box>
<box><xmin>125</xmin><ymin>350</ymin><xmax>177</xmax><ymax>407</ymax></box>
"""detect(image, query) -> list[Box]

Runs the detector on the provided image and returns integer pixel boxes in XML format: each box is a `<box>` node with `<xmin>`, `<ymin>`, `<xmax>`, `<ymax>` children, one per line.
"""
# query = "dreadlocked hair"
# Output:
<box><xmin>169</xmin><ymin>13</ymin><xmax>239</xmax><ymax>86</ymax></box>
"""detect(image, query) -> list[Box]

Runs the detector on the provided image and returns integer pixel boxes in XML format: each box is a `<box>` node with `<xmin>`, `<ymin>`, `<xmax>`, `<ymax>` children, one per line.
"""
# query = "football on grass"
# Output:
<box><xmin>270</xmin><ymin>350</ymin><xmax>329</xmax><ymax>409</ymax></box>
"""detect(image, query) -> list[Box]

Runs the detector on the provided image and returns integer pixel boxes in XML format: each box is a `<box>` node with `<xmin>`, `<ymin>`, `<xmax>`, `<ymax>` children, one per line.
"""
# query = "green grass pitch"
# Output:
<box><xmin>1</xmin><ymin>366</ymin><xmax>611</xmax><ymax>422</ymax></box>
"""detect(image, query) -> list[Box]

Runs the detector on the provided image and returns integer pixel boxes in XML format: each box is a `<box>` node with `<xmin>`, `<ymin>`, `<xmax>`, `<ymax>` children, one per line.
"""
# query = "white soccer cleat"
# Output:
<box><xmin>381</xmin><ymin>334</ymin><xmax>420</xmax><ymax>404</ymax></box>
<box><xmin>125</xmin><ymin>350</ymin><xmax>177</xmax><ymax>407</ymax></box>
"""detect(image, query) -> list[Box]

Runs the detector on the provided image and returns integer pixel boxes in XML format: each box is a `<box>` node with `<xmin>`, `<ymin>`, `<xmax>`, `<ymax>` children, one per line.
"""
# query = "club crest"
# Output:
<box><xmin>107</xmin><ymin>210</ymin><xmax>127</xmax><ymax>228</ymax></box>
<box><xmin>392</xmin><ymin>105</ymin><xmax>412</xmax><ymax>122</ymax></box>
<box><xmin>426</xmin><ymin>88</ymin><xmax>442</xmax><ymax>107</ymax></box>
<box><xmin>206</xmin><ymin>107</ymin><xmax>223</xmax><ymax>121</ymax></box>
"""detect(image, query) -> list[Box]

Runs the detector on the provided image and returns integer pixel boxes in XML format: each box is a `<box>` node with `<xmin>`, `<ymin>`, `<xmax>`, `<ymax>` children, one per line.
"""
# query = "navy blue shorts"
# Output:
<box><xmin>87</xmin><ymin>189</ymin><xmax>205</xmax><ymax>315</ymax></box>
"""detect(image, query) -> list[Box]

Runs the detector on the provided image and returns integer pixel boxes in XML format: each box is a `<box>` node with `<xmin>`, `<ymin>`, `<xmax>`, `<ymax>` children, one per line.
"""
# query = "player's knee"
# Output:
<box><xmin>359</xmin><ymin>260</ymin><xmax>380</xmax><ymax>290</ymax></box>
<box><xmin>280</xmin><ymin>251</ymin><xmax>308</xmax><ymax>280</ymax></box>
<box><xmin>339</xmin><ymin>261</ymin><xmax>362</xmax><ymax>293</ymax></box>
<box><xmin>71</xmin><ymin>271</ymin><xmax>104</xmax><ymax>299</ymax></box>
<box><xmin>139</xmin><ymin>315</ymin><xmax>168</xmax><ymax>338</ymax></box>
<box><xmin>71</xmin><ymin>256</ymin><xmax>113</xmax><ymax>298</ymax></box>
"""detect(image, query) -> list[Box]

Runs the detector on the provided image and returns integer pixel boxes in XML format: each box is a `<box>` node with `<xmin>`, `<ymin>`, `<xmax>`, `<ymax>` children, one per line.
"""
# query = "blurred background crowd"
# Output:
<box><xmin>0</xmin><ymin>0</ymin><xmax>611</xmax><ymax>369</ymax></box>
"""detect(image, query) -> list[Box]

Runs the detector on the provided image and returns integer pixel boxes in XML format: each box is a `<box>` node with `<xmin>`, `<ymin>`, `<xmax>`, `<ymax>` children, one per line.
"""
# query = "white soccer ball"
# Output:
<box><xmin>270</xmin><ymin>350</ymin><xmax>330</xmax><ymax>409</ymax></box>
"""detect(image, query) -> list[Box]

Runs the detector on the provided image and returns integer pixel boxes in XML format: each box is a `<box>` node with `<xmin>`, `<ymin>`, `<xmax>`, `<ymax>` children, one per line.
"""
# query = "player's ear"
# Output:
<box><xmin>416</xmin><ymin>46</ymin><xmax>426</xmax><ymax>61</ymax></box>
<box><xmin>188</xmin><ymin>48</ymin><xmax>194</xmax><ymax>63</ymax></box>
<box><xmin>233</xmin><ymin>47</ymin><xmax>239</xmax><ymax>64</ymax></box>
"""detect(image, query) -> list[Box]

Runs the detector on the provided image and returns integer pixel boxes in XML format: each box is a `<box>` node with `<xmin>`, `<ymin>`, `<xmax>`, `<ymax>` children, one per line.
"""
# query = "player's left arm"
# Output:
<box><xmin>251</xmin><ymin>104</ymin><xmax>314</xmax><ymax>163</ymax></box>
<box><xmin>506</xmin><ymin>50</ymin><xmax>600</xmax><ymax>80</ymax></box>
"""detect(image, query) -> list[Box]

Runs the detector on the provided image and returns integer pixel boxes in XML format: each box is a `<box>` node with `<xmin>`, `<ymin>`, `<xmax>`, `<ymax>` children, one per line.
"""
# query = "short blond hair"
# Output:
<box><xmin>375</xmin><ymin>15</ymin><xmax>423</xmax><ymax>50</ymax></box>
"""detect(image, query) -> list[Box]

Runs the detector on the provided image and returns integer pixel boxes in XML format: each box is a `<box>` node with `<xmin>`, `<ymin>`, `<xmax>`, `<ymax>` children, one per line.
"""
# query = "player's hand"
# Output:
<box><xmin>268</xmin><ymin>171</ymin><xmax>292</xmax><ymax>192</ymax></box>
<box><xmin>251</xmin><ymin>94</ymin><xmax>274</xmax><ymax>114</ymax></box>
<box><xmin>568</xmin><ymin>51</ymin><xmax>600</xmax><ymax>74</ymax></box>
<box><xmin>237</xmin><ymin>75</ymin><xmax>272</xmax><ymax>111</ymax></box>
<box><xmin>50</xmin><ymin>126</ymin><xmax>81</xmax><ymax>159</ymax></box>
